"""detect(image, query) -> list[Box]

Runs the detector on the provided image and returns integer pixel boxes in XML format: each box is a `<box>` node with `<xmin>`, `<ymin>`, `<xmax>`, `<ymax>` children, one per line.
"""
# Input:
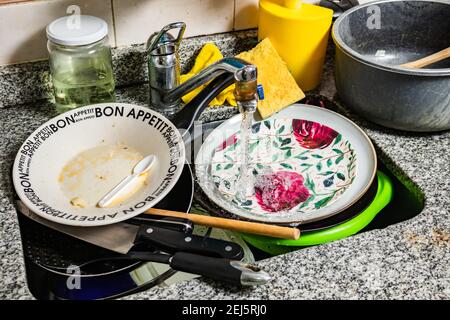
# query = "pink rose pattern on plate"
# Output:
<box><xmin>210</xmin><ymin>119</ymin><xmax>357</xmax><ymax>216</ymax></box>
<box><xmin>254</xmin><ymin>171</ymin><xmax>310</xmax><ymax>212</ymax></box>
<box><xmin>292</xmin><ymin>119</ymin><xmax>338</xmax><ymax>149</ymax></box>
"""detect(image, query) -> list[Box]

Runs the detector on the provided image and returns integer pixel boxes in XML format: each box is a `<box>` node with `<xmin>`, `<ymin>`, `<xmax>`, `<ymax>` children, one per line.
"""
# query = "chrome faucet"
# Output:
<box><xmin>146</xmin><ymin>22</ymin><xmax>259</xmax><ymax>133</ymax></box>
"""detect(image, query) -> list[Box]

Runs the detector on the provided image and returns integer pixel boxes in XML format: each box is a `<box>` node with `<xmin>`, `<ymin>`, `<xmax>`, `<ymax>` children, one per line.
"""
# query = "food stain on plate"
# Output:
<box><xmin>59</xmin><ymin>144</ymin><xmax>148</xmax><ymax>209</ymax></box>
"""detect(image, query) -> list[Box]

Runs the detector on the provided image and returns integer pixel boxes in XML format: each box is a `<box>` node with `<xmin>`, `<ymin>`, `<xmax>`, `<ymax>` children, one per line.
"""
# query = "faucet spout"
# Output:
<box><xmin>168</xmin><ymin>58</ymin><xmax>258</xmax><ymax>137</ymax></box>
<box><xmin>234</xmin><ymin>64</ymin><xmax>258</xmax><ymax>114</ymax></box>
<box><xmin>161</xmin><ymin>57</ymin><xmax>255</xmax><ymax>107</ymax></box>
<box><xmin>169</xmin><ymin>58</ymin><xmax>259</xmax><ymax>136</ymax></box>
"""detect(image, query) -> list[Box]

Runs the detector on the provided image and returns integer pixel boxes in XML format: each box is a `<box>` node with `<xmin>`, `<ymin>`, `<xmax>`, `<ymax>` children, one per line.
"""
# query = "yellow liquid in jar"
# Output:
<box><xmin>52</xmin><ymin>69</ymin><xmax>115</xmax><ymax>113</ymax></box>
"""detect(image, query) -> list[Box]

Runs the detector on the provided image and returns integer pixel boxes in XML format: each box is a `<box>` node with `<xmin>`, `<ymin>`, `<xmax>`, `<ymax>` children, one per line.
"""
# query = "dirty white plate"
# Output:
<box><xmin>195</xmin><ymin>104</ymin><xmax>377</xmax><ymax>224</ymax></box>
<box><xmin>13</xmin><ymin>103</ymin><xmax>185</xmax><ymax>226</ymax></box>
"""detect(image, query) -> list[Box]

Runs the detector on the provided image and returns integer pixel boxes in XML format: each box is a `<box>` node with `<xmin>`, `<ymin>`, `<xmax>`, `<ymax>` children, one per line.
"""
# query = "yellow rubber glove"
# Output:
<box><xmin>180</xmin><ymin>43</ymin><xmax>237</xmax><ymax>107</ymax></box>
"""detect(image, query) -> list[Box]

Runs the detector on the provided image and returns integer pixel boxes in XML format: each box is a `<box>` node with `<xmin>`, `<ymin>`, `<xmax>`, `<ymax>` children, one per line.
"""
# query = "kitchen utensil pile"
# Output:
<box><xmin>15</xmin><ymin>0</ymin><xmax>450</xmax><ymax>297</ymax></box>
<box><xmin>11</xmin><ymin>92</ymin><xmax>392</xmax><ymax>295</ymax></box>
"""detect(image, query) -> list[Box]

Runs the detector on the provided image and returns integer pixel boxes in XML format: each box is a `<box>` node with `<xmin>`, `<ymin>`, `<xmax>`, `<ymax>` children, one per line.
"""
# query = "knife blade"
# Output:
<box><xmin>18</xmin><ymin>200</ymin><xmax>135</xmax><ymax>255</ymax></box>
<box><xmin>17</xmin><ymin>200</ymin><xmax>243</xmax><ymax>260</ymax></box>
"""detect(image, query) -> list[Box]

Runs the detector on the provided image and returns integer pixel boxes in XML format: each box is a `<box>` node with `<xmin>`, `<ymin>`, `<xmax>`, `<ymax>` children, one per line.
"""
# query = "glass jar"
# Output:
<box><xmin>47</xmin><ymin>15</ymin><xmax>115</xmax><ymax>113</ymax></box>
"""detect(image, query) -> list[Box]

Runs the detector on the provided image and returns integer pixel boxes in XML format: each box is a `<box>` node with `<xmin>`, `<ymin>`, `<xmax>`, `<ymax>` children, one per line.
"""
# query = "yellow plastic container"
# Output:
<box><xmin>258</xmin><ymin>0</ymin><xmax>333</xmax><ymax>91</ymax></box>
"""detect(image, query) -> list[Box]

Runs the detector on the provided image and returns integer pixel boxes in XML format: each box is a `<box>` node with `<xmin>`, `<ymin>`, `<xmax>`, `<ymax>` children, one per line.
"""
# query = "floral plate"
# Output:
<box><xmin>195</xmin><ymin>104</ymin><xmax>377</xmax><ymax>224</ymax></box>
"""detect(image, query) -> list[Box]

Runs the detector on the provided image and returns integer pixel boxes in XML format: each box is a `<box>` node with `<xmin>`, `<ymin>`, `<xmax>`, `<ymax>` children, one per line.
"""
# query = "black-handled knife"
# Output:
<box><xmin>128</xmin><ymin>215</ymin><xmax>194</xmax><ymax>233</ymax></box>
<box><xmin>135</xmin><ymin>224</ymin><xmax>243</xmax><ymax>260</ymax></box>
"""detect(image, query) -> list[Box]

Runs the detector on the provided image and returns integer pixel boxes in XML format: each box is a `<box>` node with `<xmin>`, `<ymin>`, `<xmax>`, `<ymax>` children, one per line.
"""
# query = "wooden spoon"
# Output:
<box><xmin>399</xmin><ymin>46</ymin><xmax>450</xmax><ymax>69</ymax></box>
<box><xmin>145</xmin><ymin>208</ymin><xmax>300</xmax><ymax>240</ymax></box>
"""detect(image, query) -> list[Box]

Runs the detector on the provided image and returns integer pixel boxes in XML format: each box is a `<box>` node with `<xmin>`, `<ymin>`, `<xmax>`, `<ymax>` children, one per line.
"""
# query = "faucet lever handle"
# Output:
<box><xmin>146</xmin><ymin>22</ymin><xmax>186</xmax><ymax>53</ymax></box>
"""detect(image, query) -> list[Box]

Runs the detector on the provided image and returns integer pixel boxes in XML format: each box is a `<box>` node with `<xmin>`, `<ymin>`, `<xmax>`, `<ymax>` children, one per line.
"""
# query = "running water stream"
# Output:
<box><xmin>236</xmin><ymin>110</ymin><xmax>254</xmax><ymax>201</ymax></box>
<box><xmin>232</xmin><ymin>65</ymin><xmax>259</xmax><ymax>202</ymax></box>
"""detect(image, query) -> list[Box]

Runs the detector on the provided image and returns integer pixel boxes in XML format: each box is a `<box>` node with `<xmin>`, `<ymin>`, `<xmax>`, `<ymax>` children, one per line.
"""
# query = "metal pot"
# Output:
<box><xmin>332</xmin><ymin>0</ymin><xmax>450</xmax><ymax>132</ymax></box>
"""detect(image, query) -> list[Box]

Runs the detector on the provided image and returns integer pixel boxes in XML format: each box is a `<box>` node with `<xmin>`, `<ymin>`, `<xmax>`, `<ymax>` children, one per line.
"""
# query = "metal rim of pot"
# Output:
<box><xmin>332</xmin><ymin>0</ymin><xmax>450</xmax><ymax>77</ymax></box>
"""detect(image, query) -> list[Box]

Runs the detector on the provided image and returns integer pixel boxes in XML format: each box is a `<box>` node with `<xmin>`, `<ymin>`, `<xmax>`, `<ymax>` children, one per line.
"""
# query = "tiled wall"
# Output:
<box><xmin>0</xmin><ymin>0</ymin><xmax>259</xmax><ymax>66</ymax></box>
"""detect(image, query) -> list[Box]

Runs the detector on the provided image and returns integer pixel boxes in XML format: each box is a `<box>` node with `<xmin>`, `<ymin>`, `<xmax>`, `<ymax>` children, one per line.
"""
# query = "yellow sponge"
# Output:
<box><xmin>237</xmin><ymin>38</ymin><xmax>305</xmax><ymax>119</ymax></box>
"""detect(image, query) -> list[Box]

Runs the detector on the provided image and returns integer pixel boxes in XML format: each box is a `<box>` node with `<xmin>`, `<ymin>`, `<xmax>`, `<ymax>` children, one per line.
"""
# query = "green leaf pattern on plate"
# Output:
<box><xmin>209</xmin><ymin>118</ymin><xmax>357</xmax><ymax>217</ymax></box>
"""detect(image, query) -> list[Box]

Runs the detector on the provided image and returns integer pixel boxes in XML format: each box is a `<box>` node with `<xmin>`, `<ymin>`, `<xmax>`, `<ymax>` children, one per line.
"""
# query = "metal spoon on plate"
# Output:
<box><xmin>97</xmin><ymin>154</ymin><xmax>156</xmax><ymax>208</ymax></box>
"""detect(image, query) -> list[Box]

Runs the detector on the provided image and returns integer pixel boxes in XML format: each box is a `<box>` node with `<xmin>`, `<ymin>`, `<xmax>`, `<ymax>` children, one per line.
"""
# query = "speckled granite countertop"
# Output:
<box><xmin>1</xmin><ymin>31</ymin><xmax>449</xmax><ymax>300</ymax></box>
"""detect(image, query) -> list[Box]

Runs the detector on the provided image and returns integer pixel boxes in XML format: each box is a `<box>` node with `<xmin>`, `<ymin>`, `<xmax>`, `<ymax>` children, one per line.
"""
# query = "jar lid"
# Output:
<box><xmin>46</xmin><ymin>15</ymin><xmax>108</xmax><ymax>46</ymax></box>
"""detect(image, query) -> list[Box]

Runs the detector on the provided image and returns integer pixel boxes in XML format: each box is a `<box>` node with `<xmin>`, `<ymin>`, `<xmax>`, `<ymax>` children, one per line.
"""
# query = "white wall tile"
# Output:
<box><xmin>234</xmin><ymin>0</ymin><xmax>258</xmax><ymax>30</ymax></box>
<box><xmin>0</xmin><ymin>0</ymin><xmax>114</xmax><ymax>65</ymax></box>
<box><xmin>113</xmin><ymin>0</ymin><xmax>234</xmax><ymax>46</ymax></box>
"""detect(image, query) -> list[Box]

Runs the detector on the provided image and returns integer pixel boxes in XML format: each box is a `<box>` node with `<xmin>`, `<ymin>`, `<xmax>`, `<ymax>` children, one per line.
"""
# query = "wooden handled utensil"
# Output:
<box><xmin>399</xmin><ymin>46</ymin><xmax>450</xmax><ymax>69</ymax></box>
<box><xmin>145</xmin><ymin>208</ymin><xmax>300</xmax><ymax>240</ymax></box>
